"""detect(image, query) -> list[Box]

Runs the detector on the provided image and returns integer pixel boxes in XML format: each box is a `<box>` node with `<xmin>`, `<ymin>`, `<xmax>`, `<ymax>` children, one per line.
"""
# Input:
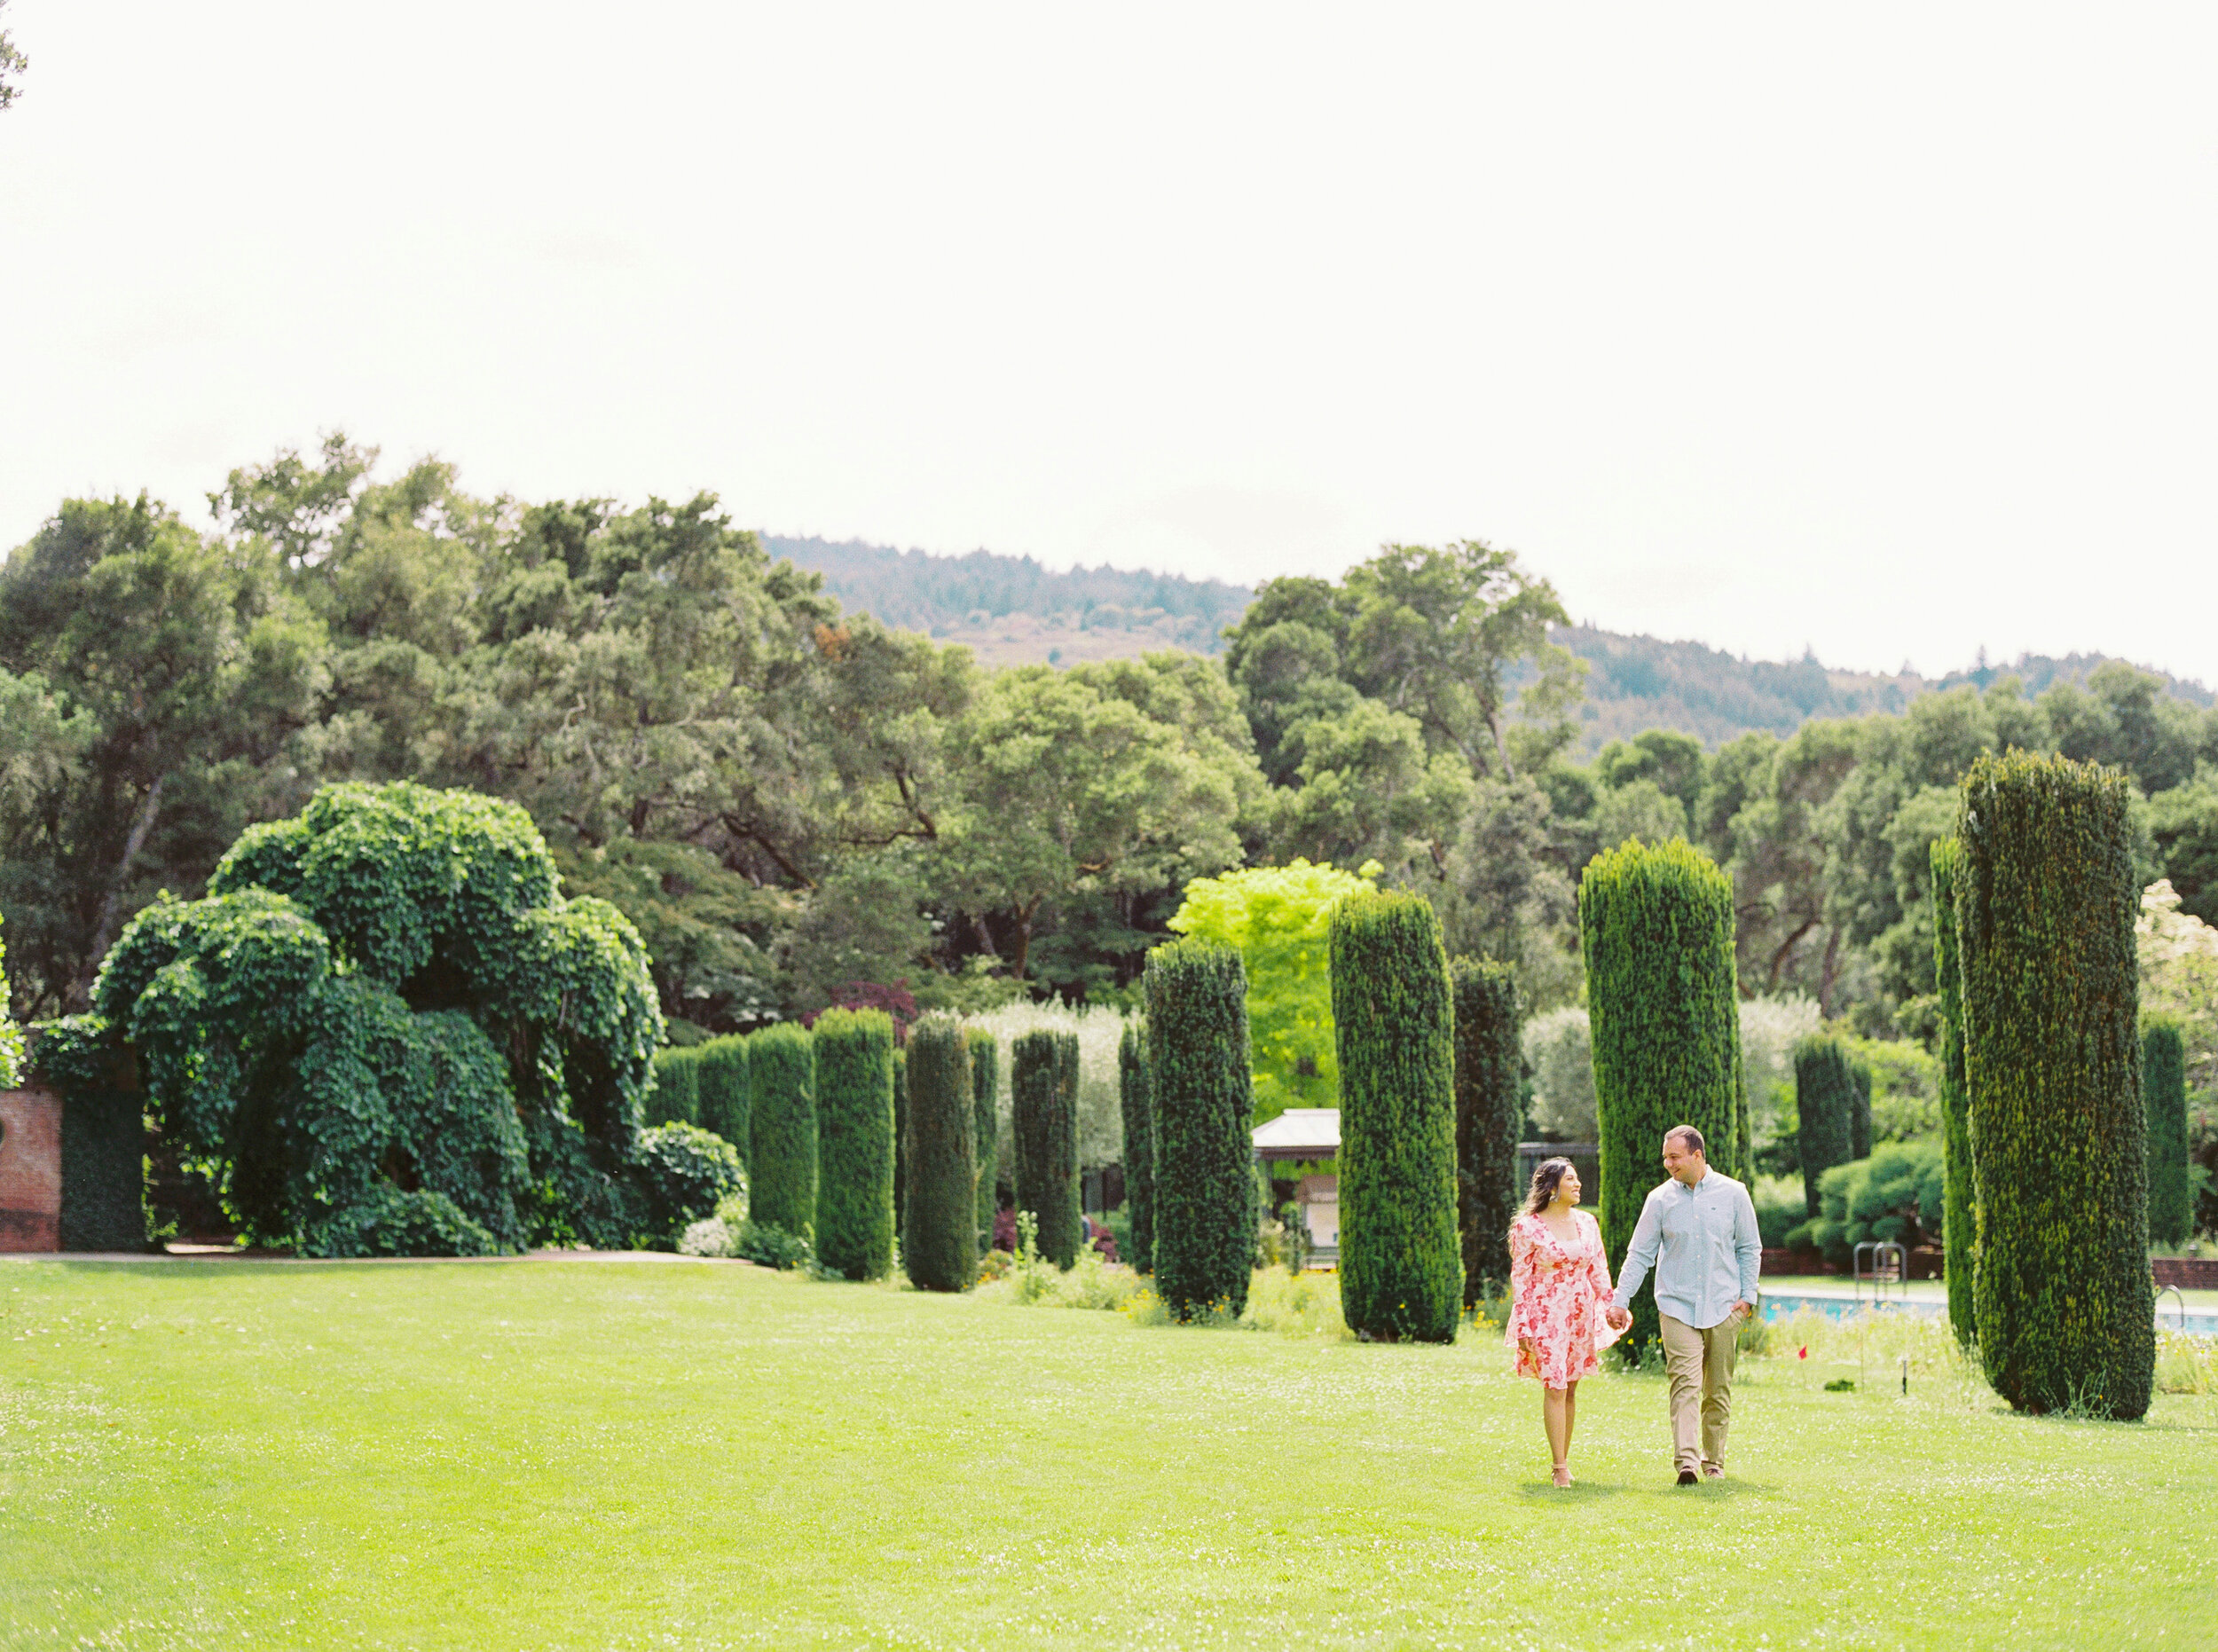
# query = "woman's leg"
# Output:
<box><xmin>1561</xmin><ymin>1380</ymin><xmax>1578</xmax><ymax>1460</ymax></box>
<box><xmin>1543</xmin><ymin>1386</ymin><xmax>1570</xmax><ymax>1468</ymax></box>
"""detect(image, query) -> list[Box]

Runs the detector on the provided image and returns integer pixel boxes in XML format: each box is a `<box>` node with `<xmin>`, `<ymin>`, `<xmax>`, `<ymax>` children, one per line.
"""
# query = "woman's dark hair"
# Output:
<box><xmin>1522</xmin><ymin>1156</ymin><xmax>1577</xmax><ymax>1218</ymax></box>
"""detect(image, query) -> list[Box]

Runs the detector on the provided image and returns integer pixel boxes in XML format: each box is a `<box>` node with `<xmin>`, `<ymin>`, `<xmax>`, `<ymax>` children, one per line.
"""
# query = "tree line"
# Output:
<box><xmin>4</xmin><ymin>434</ymin><xmax>2216</xmax><ymax>1074</ymax></box>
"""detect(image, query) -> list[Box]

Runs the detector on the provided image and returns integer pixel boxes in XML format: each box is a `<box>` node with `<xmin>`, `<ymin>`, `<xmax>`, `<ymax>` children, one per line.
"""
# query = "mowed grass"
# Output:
<box><xmin>3</xmin><ymin>1259</ymin><xmax>2213</xmax><ymax>1651</ymax></box>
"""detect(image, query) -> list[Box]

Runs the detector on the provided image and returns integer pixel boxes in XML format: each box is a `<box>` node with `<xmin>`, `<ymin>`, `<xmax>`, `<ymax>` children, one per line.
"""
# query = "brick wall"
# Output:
<box><xmin>0</xmin><ymin>1088</ymin><xmax>61</xmax><ymax>1251</ymax></box>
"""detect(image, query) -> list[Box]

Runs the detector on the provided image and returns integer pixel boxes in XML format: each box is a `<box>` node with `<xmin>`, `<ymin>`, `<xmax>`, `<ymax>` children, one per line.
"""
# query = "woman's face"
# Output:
<box><xmin>1556</xmin><ymin>1167</ymin><xmax>1581</xmax><ymax>1207</ymax></box>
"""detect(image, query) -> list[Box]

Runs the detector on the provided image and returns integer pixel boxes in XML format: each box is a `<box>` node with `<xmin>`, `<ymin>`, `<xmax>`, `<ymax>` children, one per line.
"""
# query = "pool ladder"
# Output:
<box><xmin>1853</xmin><ymin>1241</ymin><xmax>1907</xmax><ymax>1310</ymax></box>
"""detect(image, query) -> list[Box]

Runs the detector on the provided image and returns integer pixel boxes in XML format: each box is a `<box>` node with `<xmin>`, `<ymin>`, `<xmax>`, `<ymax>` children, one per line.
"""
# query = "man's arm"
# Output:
<box><xmin>1734</xmin><ymin>1181</ymin><xmax>1762</xmax><ymax>1308</ymax></box>
<box><xmin>1614</xmin><ymin>1188</ymin><xmax>1664</xmax><ymax>1309</ymax></box>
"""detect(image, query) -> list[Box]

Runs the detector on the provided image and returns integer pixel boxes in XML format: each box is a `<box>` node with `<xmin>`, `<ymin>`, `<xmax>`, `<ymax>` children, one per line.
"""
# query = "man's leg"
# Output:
<box><xmin>1699</xmin><ymin>1317</ymin><xmax>1740</xmax><ymax>1474</ymax></box>
<box><xmin>1658</xmin><ymin>1313</ymin><xmax>1704</xmax><ymax>1476</ymax></box>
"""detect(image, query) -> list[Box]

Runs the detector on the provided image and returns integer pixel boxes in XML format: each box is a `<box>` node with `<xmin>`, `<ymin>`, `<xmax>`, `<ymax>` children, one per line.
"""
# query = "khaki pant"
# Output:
<box><xmin>1659</xmin><ymin>1311</ymin><xmax>1740</xmax><ymax>1474</ymax></box>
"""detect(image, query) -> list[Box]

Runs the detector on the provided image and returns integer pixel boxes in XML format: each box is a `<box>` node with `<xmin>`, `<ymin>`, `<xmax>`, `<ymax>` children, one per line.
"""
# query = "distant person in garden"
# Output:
<box><xmin>1613</xmin><ymin>1126</ymin><xmax>1762</xmax><ymax>1486</ymax></box>
<box><xmin>1506</xmin><ymin>1157</ymin><xmax>1626</xmax><ymax>1487</ymax></box>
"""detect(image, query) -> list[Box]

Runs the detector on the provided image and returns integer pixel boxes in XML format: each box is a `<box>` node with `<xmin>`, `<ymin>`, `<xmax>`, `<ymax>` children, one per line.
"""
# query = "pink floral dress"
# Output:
<box><xmin>1506</xmin><ymin>1209</ymin><xmax>1624</xmax><ymax>1388</ymax></box>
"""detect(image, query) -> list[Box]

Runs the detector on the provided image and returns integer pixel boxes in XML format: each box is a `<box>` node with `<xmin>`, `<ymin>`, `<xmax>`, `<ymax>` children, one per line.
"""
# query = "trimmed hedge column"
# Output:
<box><xmin>1849</xmin><ymin>1058</ymin><xmax>1874</xmax><ymax>1161</ymax></box>
<box><xmin>1451</xmin><ymin>956</ymin><xmax>1521</xmax><ymax>1305</ymax></box>
<box><xmin>1931</xmin><ymin>837</ymin><xmax>1977</xmax><ymax>1344</ymax></box>
<box><xmin>646</xmin><ymin>1047</ymin><xmax>702</xmax><ymax>1127</ymax></box>
<box><xmin>903</xmin><ymin>1015</ymin><xmax>977</xmax><ymax>1291</ymax></box>
<box><xmin>1794</xmin><ymin>1035</ymin><xmax>1857</xmax><ymax>1220</ymax></box>
<box><xmin>1580</xmin><ymin>838</ymin><xmax>1740</xmax><ymax>1358</ymax></box>
<box><xmin>2143</xmin><ymin>1015</ymin><xmax>2191</xmax><ymax>1247</ymax></box>
<box><xmin>1011</xmin><ymin>1030</ymin><xmax>1081</xmax><ymax>1267</ymax></box>
<box><xmin>696</xmin><ymin>1035</ymin><xmax>751</xmax><ymax>1166</ymax></box>
<box><xmin>1956</xmin><ymin>751</ymin><xmax>2153</xmax><ymax>1420</ymax></box>
<box><xmin>748</xmin><ymin>1023</ymin><xmax>817</xmax><ymax>1240</ymax></box>
<box><xmin>1119</xmin><ymin>1021</ymin><xmax>1155</xmax><ymax>1274</ymax></box>
<box><xmin>813</xmin><ymin>1009</ymin><xmax>896</xmax><ymax>1280</ymax></box>
<box><xmin>1145</xmin><ymin>938</ymin><xmax>1255</xmax><ymax>1319</ymax></box>
<box><xmin>967</xmin><ymin>1029</ymin><xmax>999</xmax><ymax>1248</ymax></box>
<box><xmin>891</xmin><ymin>1045</ymin><xmax>908</xmax><ymax>1242</ymax></box>
<box><xmin>1331</xmin><ymin>892</ymin><xmax>1461</xmax><ymax>1342</ymax></box>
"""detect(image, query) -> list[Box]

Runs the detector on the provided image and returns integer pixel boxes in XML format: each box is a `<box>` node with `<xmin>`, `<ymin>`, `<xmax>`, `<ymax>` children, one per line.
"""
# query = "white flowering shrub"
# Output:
<box><xmin>970</xmin><ymin>1000</ymin><xmax>1134</xmax><ymax>1168</ymax></box>
<box><xmin>1521</xmin><ymin>1007</ymin><xmax>1594</xmax><ymax>1139</ymax></box>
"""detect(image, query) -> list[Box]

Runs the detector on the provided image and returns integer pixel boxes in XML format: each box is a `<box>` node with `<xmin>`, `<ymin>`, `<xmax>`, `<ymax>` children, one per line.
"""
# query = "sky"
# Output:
<box><xmin>2</xmin><ymin>5</ymin><xmax>2213</xmax><ymax>683</ymax></box>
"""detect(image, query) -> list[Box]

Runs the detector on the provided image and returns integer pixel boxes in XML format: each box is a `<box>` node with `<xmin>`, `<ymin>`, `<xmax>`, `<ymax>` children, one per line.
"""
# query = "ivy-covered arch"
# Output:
<box><xmin>40</xmin><ymin>783</ymin><xmax>666</xmax><ymax>1255</ymax></box>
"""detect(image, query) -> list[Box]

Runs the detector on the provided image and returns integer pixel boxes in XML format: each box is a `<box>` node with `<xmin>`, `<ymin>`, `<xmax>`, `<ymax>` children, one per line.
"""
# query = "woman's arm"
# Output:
<box><xmin>1506</xmin><ymin>1219</ymin><xmax>1536</xmax><ymax>1333</ymax></box>
<box><xmin>1582</xmin><ymin>1211</ymin><xmax>1615</xmax><ymax>1297</ymax></box>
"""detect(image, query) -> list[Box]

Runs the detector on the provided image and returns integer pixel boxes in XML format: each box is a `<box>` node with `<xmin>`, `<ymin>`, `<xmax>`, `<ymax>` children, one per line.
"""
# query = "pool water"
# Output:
<box><xmin>1761</xmin><ymin>1291</ymin><xmax>2218</xmax><ymax>1337</ymax></box>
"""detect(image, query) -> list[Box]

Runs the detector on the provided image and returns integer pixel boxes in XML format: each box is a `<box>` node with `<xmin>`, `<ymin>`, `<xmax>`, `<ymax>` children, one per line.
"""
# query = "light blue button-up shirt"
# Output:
<box><xmin>1613</xmin><ymin>1169</ymin><xmax>1762</xmax><ymax>1331</ymax></box>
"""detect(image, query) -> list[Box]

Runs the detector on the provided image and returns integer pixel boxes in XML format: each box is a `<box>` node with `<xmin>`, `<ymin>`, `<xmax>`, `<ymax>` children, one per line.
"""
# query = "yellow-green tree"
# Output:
<box><xmin>1167</xmin><ymin>857</ymin><xmax>1377</xmax><ymax>1121</ymax></box>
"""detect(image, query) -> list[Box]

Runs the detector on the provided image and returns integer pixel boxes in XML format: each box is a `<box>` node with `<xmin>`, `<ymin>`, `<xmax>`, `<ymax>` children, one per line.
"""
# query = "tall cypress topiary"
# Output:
<box><xmin>1331</xmin><ymin>892</ymin><xmax>1459</xmax><ymax>1342</ymax></box>
<box><xmin>1734</xmin><ymin>1048</ymin><xmax>1752</xmax><ymax>1184</ymax></box>
<box><xmin>1931</xmin><ymin>836</ymin><xmax>1977</xmax><ymax>1344</ymax></box>
<box><xmin>1956</xmin><ymin>751</ymin><xmax>2153</xmax><ymax>1420</ymax></box>
<box><xmin>1794</xmin><ymin>1035</ymin><xmax>1857</xmax><ymax>1219</ymax></box>
<box><xmin>696</xmin><ymin>1035</ymin><xmax>751</xmax><ymax>1166</ymax></box>
<box><xmin>748</xmin><ymin>1023</ymin><xmax>817</xmax><ymax>1240</ymax></box>
<box><xmin>1145</xmin><ymin>938</ymin><xmax>1256</xmax><ymax>1319</ymax></box>
<box><xmin>1011</xmin><ymin>1030</ymin><xmax>1081</xmax><ymax>1267</ymax></box>
<box><xmin>891</xmin><ymin>1044</ymin><xmax>908</xmax><ymax>1242</ymax></box>
<box><xmin>904</xmin><ymin>1015</ymin><xmax>976</xmax><ymax>1291</ymax></box>
<box><xmin>1849</xmin><ymin>1057</ymin><xmax>1874</xmax><ymax>1161</ymax></box>
<box><xmin>2143</xmin><ymin>1015</ymin><xmax>2191</xmax><ymax>1247</ymax></box>
<box><xmin>967</xmin><ymin>1028</ymin><xmax>999</xmax><ymax>1248</ymax></box>
<box><xmin>813</xmin><ymin>1009</ymin><xmax>896</xmax><ymax>1280</ymax></box>
<box><xmin>1119</xmin><ymin>1021</ymin><xmax>1155</xmax><ymax>1274</ymax></box>
<box><xmin>1450</xmin><ymin>956</ymin><xmax>1521</xmax><ymax>1306</ymax></box>
<box><xmin>646</xmin><ymin>1047</ymin><xmax>702</xmax><ymax>1127</ymax></box>
<box><xmin>1581</xmin><ymin>838</ymin><xmax>1739</xmax><ymax>1358</ymax></box>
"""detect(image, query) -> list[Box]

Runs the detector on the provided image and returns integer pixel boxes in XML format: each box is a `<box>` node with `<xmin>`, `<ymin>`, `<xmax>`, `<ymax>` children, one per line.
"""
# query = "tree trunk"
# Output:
<box><xmin>1007</xmin><ymin>899</ymin><xmax>1041</xmax><ymax>982</ymax></box>
<box><xmin>80</xmin><ymin>773</ymin><xmax>166</xmax><ymax>1007</ymax></box>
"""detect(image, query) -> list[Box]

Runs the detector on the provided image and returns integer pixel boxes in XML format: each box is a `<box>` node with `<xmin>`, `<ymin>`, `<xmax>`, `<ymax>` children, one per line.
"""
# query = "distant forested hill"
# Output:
<box><xmin>763</xmin><ymin>536</ymin><xmax>1250</xmax><ymax>665</ymax></box>
<box><xmin>766</xmin><ymin>533</ymin><xmax>2209</xmax><ymax>744</ymax></box>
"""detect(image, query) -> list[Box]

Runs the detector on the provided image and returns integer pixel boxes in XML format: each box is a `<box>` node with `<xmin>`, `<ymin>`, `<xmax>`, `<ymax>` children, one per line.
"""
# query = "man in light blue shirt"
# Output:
<box><xmin>1612</xmin><ymin>1124</ymin><xmax>1763</xmax><ymax>1485</ymax></box>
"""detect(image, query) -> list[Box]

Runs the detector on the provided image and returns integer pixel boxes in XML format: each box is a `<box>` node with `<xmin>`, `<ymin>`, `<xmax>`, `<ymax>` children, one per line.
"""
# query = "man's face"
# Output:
<box><xmin>1661</xmin><ymin>1135</ymin><xmax>1705</xmax><ymax>1185</ymax></box>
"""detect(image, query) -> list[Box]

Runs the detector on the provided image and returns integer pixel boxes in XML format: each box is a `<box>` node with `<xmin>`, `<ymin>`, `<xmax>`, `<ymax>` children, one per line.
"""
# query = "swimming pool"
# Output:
<box><xmin>1760</xmin><ymin>1291</ymin><xmax>2218</xmax><ymax>1337</ymax></box>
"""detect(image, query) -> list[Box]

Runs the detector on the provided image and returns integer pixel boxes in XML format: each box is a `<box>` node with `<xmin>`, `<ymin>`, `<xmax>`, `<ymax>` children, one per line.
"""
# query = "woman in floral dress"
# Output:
<box><xmin>1506</xmin><ymin>1157</ymin><xmax>1627</xmax><ymax>1486</ymax></box>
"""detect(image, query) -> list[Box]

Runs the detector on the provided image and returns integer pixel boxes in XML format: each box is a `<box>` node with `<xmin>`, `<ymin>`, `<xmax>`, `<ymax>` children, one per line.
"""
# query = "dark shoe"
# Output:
<box><xmin>1676</xmin><ymin>1469</ymin><xmax>1699</xmax><ymax>1486</ymax></box>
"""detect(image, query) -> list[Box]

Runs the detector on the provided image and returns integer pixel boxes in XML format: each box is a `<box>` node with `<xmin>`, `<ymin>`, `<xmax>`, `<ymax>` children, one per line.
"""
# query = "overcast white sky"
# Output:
<box><xmin>3</xmin><ymin>5</ymin><xmax>2213</xmax><ymax>682</ymax></box>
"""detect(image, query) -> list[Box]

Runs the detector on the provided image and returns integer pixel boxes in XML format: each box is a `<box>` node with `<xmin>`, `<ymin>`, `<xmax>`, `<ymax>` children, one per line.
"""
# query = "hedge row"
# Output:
<box><xmin>814</xmin><ymin>1009</ymin><xmax>896</xmax><ymax>1280</ymax></box>
<box><xmin>1011</xmin><ymin>1030</ymin><xmax>1081</xmax><ymax>1267</ymax></box>
<box><xmin>1118</xmin><ymin>1021</ymin><xmax>1154</xmax><ymax>1275</ymax></box>
<box><xmin>1580</xmin><ymin>838</ymin><xmax>1739</xmax><ymax>1358</ymax></box>
<box><xmin>1145</xmin><ymin>938</ymin><xmax>1255</xmax><ymax>1319</ymax></box>
<box><xmin>647</xmin><ymin>1048</ymin><xmax>701</xmax><ymax>1127</ymax></box>
<box><xmin>1931</xmin><ymin>836</ymin><xmax>1977</xmax><ymax>1345</ymax></box>
<box><xmin>749</xmin><ymin>1022</ymin><xmax>817</xmax><ymax>1240</ymax></box>
<box><xmin>968</xmin><ymin>1029</ymin><xmax>999</xmax><ymax>1247</ymax></box>
<box><xmin>696</xmin><ymin>1036</ymin><xmax>750</xmax><ymax>1167</ymax></box>
<box><xmin>2143</xmin><ymin>1015</ymin><xmax>2191</xmax><ymax>1248</ymax></box>
<box><xmin>1955</xmin><ymin>751</ymin><xmax>2152</xmax><ymax>1420</ymax></box>
<box><xmin>904</xmin><ymin>1016</ymin><xmax>976</xmax><ymax>1292</ymax></box>
<box><xmin>1794</xmin><ymin>1035</ymin><xmax>1858</xmax><ymax>1220</ymax></box>
<box><xmin>1332</xmin><ymin>892</ymin><xmax>1459</xmax><ymax>1343</ymax></box>
<box><xmin>1450</xmin><ymin>956</ymin><xmax>1520</xmax><ymax>1305</ymax></box>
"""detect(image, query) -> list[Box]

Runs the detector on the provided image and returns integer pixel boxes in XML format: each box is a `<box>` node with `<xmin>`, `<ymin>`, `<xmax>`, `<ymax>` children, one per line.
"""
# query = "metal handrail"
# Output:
<box><xmin>2157</xmin><ymin>1284</ymin><xmax>2189</xmax><ymax>1332</ymax></box>
<box><xmin>1853</xmin><ymin>1240</ymin><xmax>1907</xmax><ymax>1310</ymax></box>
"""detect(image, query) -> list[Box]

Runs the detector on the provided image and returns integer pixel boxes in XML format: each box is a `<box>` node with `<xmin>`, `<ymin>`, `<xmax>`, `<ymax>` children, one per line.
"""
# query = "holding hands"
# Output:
<box><xmin>1605</xmin><ymin>1304</ymin><xmax>1632</xmax><ymax>1331</ymax></box>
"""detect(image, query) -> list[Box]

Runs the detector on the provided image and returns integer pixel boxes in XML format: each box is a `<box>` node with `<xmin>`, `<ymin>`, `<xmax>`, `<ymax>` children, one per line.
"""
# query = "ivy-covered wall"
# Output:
<box><xmin>38</xmin><ymin>783</ymin><xmax>664</xmax><ymax>1256</ymax></box>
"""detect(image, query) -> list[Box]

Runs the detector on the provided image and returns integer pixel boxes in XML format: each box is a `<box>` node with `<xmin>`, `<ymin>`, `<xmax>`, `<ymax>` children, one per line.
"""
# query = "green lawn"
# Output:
<box><xmin>4</xmin><ymin>1257</ymin><xmax>2213</xmax><ymax>1651</ymax></box>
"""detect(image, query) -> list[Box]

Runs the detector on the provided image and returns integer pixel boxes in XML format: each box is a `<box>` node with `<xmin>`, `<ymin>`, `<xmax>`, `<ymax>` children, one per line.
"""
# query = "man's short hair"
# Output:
<box><xmin>1664</xmin><ymin>1124</ymin><xmax>1706</xmax><ymax>1156</ymax></box>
